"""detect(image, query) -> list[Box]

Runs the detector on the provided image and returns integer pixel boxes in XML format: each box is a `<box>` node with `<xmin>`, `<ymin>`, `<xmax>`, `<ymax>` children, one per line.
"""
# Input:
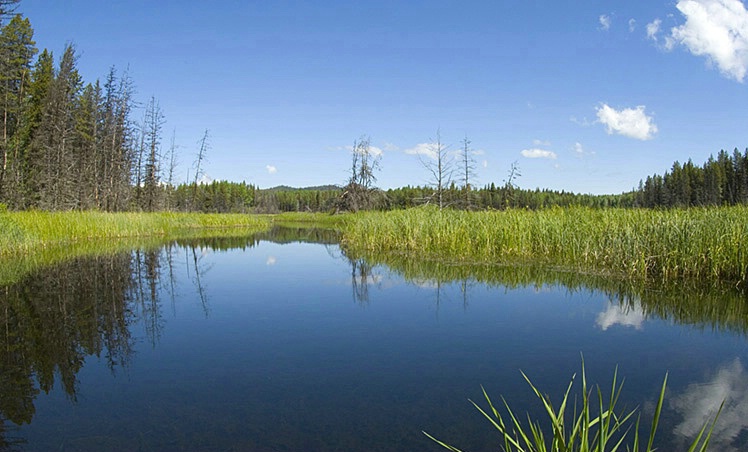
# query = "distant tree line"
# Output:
<box><xmin>634</xmin><ymin>148</ymin><xmax>748</xmax><ymax>208</ymax></box>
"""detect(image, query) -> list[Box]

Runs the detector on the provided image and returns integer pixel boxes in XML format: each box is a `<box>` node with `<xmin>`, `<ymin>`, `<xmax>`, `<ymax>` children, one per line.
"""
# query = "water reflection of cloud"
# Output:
<box><xmin>595</xmin><ymin>302</ymin><xmax>646</xmax><ymax>331</ymax></box>
<box><xmin>266</xmin><ymin>256</ymin><xmax>277</xmax><ymax>266</ymax></box>
<box><xmin>411</xmin><ymin>279</ymin><xmax>440</xmax><ymax>289</ymax></box>
<box><xmin>671</xmin><ymin>358</ymin><xmax>748</xmax><ymax>451</ymax></box>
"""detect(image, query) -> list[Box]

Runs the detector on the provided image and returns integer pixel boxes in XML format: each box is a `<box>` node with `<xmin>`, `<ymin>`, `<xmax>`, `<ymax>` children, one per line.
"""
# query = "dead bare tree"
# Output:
<box><xmin>142</xmin><ymin>96</ymin><xmax>165</xmax><ymax>211</ymax></box>
<box><xmin>339</xmin><ymin>135</ymin><xmax>380</xmax><ymax>211</ymax></box>
<box><xmin>459</xmin><ymin>135</ymin><xmax>477</xmax><ymax>209</ymax></box>
<box><xmin>191</xmin><ymin>129</ymin><xmax>209</xmax><ymax>208</ymax></box>
<box><xmin>419</xmin><ymin>128</ymin><xmax>454</xmax><ymax>210</ymax></box>
<box><xmin>503</xmin><ymin>160</ymin><xmax>521</xmax><ymax>208</ymax></box>
<box><xmin>164</xmin><ymin>128</ymin><xmax>179</xmax><ymax>209</ymax></box>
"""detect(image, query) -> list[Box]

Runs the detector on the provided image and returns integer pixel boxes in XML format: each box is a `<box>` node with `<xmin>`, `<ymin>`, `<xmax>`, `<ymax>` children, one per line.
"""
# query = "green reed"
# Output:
<box><xmin>341</xmin><ymin>206</ymin><xmax>748</xmax><ymax>283</ymax></box>
<box><xmin>425</xmin><ymin>361</ymin><xmax>721</xmax><ymax>452</ymax></box>
<box><xmin>0</xmin><ymin>211</ymin><xmax>272</xmax><ymax>257</ymax></box>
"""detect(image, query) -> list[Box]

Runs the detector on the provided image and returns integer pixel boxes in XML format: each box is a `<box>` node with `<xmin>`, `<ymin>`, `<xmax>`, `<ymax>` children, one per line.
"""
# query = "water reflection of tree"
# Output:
<box><xmin>134</xmin><ymin>249</ymin><xmax>164</xmax><ymax>346</ymax></box>
<box><xmin>0</xmin><ymin>229</ymin><xmax>328</xmax><ymax>445</ymax></box>
<box><xmin>0</xmin><ymin>254</ymin><xmax>137</xmax><ymax>431</ymax></box>
<box><xmin>187</xmin><ymin>245</ymin><xmax>212</xmax><ymax>316</ymax></box>
<box><xmin>350</xmin><ymin>258</ymin><xmax>373</xmax><ymax>305</ymax></box>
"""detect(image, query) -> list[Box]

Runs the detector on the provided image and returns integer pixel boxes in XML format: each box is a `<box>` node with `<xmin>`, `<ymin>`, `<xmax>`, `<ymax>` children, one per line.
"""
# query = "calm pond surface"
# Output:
<box><xmin>1</xmin><ymin>227</ymin><xmax>747</xmax><ymax>451</ymax></box>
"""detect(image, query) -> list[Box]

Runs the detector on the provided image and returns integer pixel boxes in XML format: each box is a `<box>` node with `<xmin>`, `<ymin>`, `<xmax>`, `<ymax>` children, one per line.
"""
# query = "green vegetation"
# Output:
<box><xmin>341</xmin><ymin>206</ymin><xmax>748</xmax><ymax>283</ymax></box>
<box><xmin>636</xmin><ymin>148</ymin><xmax>748</xmax><ymax>208</ymax></box>
<box><xmin>425</xmin><ymin>362</ymin><xmax>721</xmax><ymax>452</ymax></box>
<box><xmin>0</xmin><ymin>210</ymin><xmax>271</xmax><ymax>257</ymax></box>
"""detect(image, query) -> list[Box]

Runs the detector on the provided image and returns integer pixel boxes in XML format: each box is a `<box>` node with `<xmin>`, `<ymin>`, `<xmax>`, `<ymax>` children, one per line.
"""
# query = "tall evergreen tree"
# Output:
<box><xmin>30</xmin><ymin>44</ymin><xmax>81</xmax><ymax>209</ymax></box>
<box><xmin>18</xmin><ymin>48</ymin><xmax>52</xmax><ymax>207</ymax></box>
<box><xmin>0</xmin><ymin>14</ymin><xmax>35</xmax><ymax>204</ymax></box>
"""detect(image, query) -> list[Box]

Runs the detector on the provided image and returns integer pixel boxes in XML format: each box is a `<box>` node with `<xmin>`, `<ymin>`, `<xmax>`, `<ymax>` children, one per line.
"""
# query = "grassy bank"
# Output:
<box><xmin>341</xmin><ymin>206</ymin><xmax>748</xmax><ymax>283</ymax></box>
<box><xmin>0</xmin><ymin>211</ymin><xmax>272</xmax><ymax>257</ymax></box>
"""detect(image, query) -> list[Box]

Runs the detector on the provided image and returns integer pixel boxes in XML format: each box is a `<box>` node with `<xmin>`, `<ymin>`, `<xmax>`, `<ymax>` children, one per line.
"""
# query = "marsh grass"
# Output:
<box><xmin>0</xmin><ymin>211</ymin><xmax>271</xmax><ymax>257</ymax></box>
<box><xmin>341</xmin><ymin>206</ymin><xmax>748</xmax><ymax>283</ymax></box>
<box><xmin>425</xmin><ymin>362</ymin><xmax>722</xmax><ymax>452</ymax></box>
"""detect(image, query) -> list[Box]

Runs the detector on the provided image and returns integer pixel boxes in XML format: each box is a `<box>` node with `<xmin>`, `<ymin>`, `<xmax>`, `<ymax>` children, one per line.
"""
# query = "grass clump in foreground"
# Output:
<box><xmin>341</xmin><ymin>206</ymin><xmax>748</xmax><ymax>283</ymax></box>
<box><xmin>0</xmin><ymin>211</ymin><xmax>272</xmax><ymax>257</ymax></box>
<box><xmin>425</xmin><ymin>362</ymin><xmax>722</xmax><ymax>452</ymax></box>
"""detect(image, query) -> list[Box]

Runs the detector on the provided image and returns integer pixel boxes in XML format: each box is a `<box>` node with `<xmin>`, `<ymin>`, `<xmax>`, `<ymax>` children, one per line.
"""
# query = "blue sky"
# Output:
<box><xmin>19</xmin><ymin>0</ymin><xmax>748</xmax><ymax>194</ymax></box>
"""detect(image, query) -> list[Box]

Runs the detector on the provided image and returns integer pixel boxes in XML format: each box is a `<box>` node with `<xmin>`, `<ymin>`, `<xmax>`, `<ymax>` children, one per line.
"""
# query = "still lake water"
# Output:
<box><xmin>1</xmin><ymin>228</ymin><xmax>747</xmax><ymax>451</ymax></box>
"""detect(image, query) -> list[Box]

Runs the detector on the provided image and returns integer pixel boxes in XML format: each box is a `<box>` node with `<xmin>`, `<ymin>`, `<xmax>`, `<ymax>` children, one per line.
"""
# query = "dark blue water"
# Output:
<box><xmin>1</xmin><ymin>232</ymin><xmax>747</xmax><ymax>451</ymax></box>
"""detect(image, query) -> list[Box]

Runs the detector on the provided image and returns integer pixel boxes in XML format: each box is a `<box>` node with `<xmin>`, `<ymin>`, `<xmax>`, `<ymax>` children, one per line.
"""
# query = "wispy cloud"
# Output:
<box><xmin>343</xmin><ymin>144</ymin><xmax>384</xmax><ymax>157</ymax></box>
<box><xmin>573</xmin><ymin>142</ymin><xmax>595</xmax><ymax>158</ymax></box>
<box><xmin>266</xmin><ymin>165</ymin><xmax>277</xmax><ymax>174</ymax></box>
<box><xmin>599</xmin><ymin>14</ymin><xmax>612</xmax><ymax>31</ymax></box>
<box><xmin>404</xmin><ymin>143</ymin><xmax>437</xmax><ymax>159</ymax></box>
<box><xmin>667</xmin><ymin>0</ymin><xmax>748</xmax><ymax>82</ymax></box>
<box><xmin>596</xmin><ymin>103</ymin><xmax>658</xmax><ymax>140</ymax></box>
<box><xmin>521</xmin><ymin>148</ymin><xmax>558</xmax><ymax>160</ymax></box>
<box><xmin>646</xmin><ymin>18</ymin><xmax>662</xmax><ymax>41</ymax></box>
<box><xmin>533</xmin><ymin>139</ymin><xmax>551</xmax><ymax>147</ymax></box>
<box><xmin>629</xmin><ymin>18</ymin><xmax>637</xmax><ymax>32</ymax></box>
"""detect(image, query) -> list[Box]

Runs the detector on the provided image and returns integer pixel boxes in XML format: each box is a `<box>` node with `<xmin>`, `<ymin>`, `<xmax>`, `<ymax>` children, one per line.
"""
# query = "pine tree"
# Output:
<box><xmin>30</xmin><ymin>44</ymin><xmax>81</xmax><ymax>209</ymax></box>
<box><xmin>0</xmin><ymin>14</ymin><xmax>35</xmax><ymax>204</ymax></box>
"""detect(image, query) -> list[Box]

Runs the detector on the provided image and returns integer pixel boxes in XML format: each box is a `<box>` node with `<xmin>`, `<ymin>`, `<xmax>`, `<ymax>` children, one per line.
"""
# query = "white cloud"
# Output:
<box><xmin>266</xmin><ymin>165</ymin><xmax>277</xmax><ymax>174</ymax></box>
<box><xmin>521</xmin><ymin>148</ymin><xmax>558</xmax><ymax>159</ymax></box>
<box><xmin>533</xmin><ymin>139</ymin><xmax>551</xmax><ymax>147</ymax></box>
<box><xmin>671</xmin><ymin>359</ymin><xmax>748</xmax><ymax>451</ymax></box>
<box><xmin>647</xmin><ymin>18</ymin><xmax>662</xmax><ymax>40</ymax></box>
<box><xmin>669</xmin><ymin>0</ymin><xmax>748</xmax><ymax>82</ymax></box>
<box><xmin>383</xmin><ymin>142</ymin><xmax>399</xmax><ymax>152</ymax></box>
<box><xmin>404</xmin><ymin>142</ymin><xmax>437</xmax><ymax>159</ymax></box>
<box><xmin>573</xmin><ymin>142</ymin><xmax>595</xmax><ymax>157</ymax></box>
<box><xmin>266</xmin><ymin>256</ymin><xmax>277</xmax><ymax>266</ymax></box>
<box><xmin>599</xmin><ymin>14</ymin><xmax>612</xmax><ymax>30</ymax></box>
<box><xmin>596</xmin><ymin>103</ymin><xmax>658</xmax><ymax>140</ymax></box>
<box><xmin>629</xmin><ymin>18</ymin><xmax>637</xmax><ymax>32</ymax></box>
<box><xmin>482</xmin><ymin>160</ymin><xmax>488</xmax><ymax>168</ymax></box>
<box><xmin>596</xmin><ymin>302</ymin><xmax>646</xmax><ymax>330</ymax></box>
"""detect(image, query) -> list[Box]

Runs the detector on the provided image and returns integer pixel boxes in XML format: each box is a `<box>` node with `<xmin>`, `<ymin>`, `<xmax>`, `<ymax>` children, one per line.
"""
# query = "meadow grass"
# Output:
<box><xmin>0</xmin><ymin>211</ymin><xmax>272</xmax><ymax>257</ymax></box>
<box><xmin>341</xmin><ymin>206</ymin><xmax>748</xmax><ymax>283</ymax></box>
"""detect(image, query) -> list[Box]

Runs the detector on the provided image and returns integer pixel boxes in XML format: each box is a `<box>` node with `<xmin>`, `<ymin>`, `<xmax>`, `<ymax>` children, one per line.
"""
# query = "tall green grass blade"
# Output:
<box><xmin>646</xmin><ymin>373</ymin><xmax>667</xmax><ymax>451</ymax></box>
<box><xmin>425</xmin><ymin>362</ymin><xmax>723</xmax><ymax>452</ymax></box>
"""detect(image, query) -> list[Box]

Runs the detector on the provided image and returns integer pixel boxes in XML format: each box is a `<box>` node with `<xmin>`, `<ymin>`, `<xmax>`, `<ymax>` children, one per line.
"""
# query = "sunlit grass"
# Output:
<box><xmin>425</xmin><ymin>361</ymin><xmax>722</xmax><ymax>452</ymax></box>
<box><xmin>0</xmin><ymin>211</ymin><xmax>271</xmax><ymax>257</ymax></box>
<box><xmin>341</xmin><ymin>206</ymin><xmax>748</xmax><ymax>283</ymax></box>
